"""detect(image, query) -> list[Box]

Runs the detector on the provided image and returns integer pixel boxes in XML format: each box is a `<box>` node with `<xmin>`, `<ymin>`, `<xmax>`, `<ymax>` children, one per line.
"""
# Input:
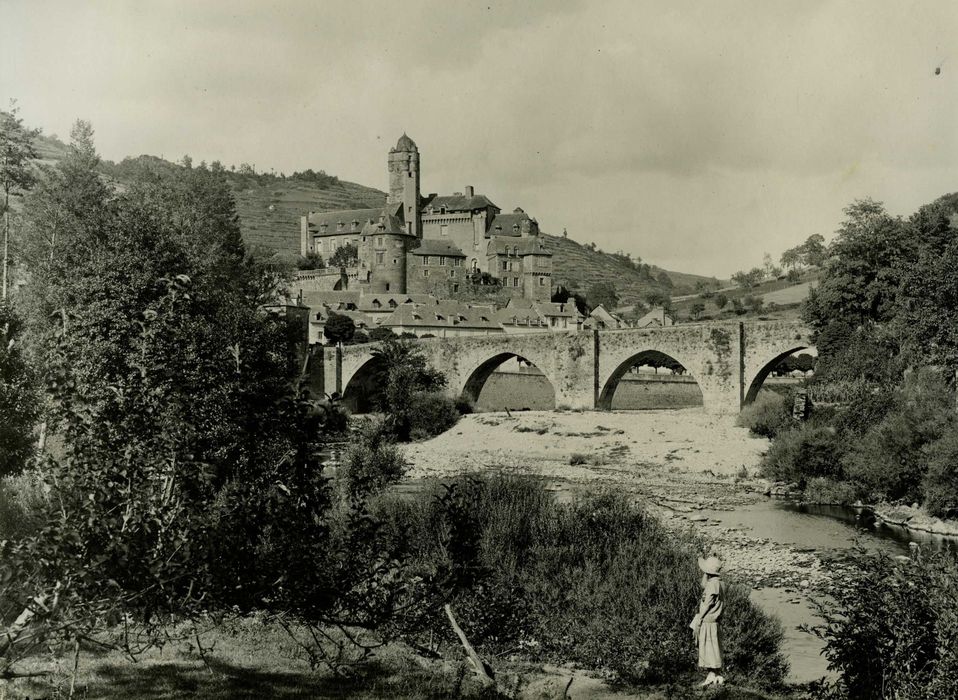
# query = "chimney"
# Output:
<box><xmin>465</xmin><ymin>185</ymin><xmax>474</xmax><ymax>197</ymax></box>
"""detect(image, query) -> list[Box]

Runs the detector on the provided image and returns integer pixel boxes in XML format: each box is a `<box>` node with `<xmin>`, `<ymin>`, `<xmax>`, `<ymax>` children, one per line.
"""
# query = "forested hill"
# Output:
<box><xmin>27</xmin><ymin>131</ymin><xmax>718</xmax><ymax>299</ymax></box>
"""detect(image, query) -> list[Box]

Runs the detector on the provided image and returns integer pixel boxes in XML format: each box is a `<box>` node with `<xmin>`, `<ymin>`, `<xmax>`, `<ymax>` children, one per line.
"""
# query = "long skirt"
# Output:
<box><xmin>698</xmin><ymin>622</ymin><xmax>722</xmax><ymax>669</ymax></box>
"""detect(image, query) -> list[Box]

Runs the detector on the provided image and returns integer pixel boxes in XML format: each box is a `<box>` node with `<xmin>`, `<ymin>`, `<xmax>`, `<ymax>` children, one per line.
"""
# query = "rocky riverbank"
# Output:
<box><xmin>402</xmin><ymin>409</ymin><xmax>830</xmax><ymax>591</ymax></box>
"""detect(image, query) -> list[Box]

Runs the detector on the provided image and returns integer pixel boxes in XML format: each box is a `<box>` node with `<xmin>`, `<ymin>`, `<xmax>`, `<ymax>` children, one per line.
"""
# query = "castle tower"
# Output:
<box><xmin>387</xmin><ymin>133</ymin><xmax>421</xmax><ymax>238</ymax></box>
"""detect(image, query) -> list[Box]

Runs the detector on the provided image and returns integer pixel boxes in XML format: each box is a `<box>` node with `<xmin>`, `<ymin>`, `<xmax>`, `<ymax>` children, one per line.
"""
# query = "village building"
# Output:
<box><xmin>583</xmin><ymin>304</ymin><xmax>630</xmax><ymax>330</ymax></box>
<box><xmin>298</xmin><ymin>135</ymin><xmax>552</xmax><ymax>299</ymax></box>
<box><xmin>635</xmin><ymin>307</ymin><xmax>675</xmax><ymax>328</ymax></box>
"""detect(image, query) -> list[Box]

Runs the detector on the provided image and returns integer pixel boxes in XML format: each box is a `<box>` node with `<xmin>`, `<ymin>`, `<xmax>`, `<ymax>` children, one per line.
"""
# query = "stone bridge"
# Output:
<box><xmin>315</xmin><ymin>320</ymin><xmax>814</xmax><ymax>415</ymax></box>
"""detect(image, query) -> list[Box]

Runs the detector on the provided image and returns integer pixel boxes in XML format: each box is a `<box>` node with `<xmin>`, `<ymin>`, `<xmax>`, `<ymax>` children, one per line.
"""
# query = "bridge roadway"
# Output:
<box><xmin>317</xmin><ymin>320</ymin><xmax>813</xmax><ymax>415</ymax></box>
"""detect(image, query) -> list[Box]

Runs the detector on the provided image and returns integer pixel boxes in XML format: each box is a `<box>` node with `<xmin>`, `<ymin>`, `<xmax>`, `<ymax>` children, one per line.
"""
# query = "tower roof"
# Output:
<box><xmin>393</xmin><ymin>133</ymin><xmax>418</xmax><ymax>152</ymax></box>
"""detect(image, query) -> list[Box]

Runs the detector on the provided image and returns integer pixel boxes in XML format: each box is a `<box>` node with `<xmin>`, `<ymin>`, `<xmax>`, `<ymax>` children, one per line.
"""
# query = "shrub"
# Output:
<box><xmin>809</xmin><ymin>548</ymin><xmax>958</xmax><ymax>699</ymax></box>
<box><xmin>738</xmin><ymin>390</ymin><xmax>789</xmax><ymax>438</ymax></box>
<box><xmin>842</xmin><ymin>393</ymin><xmax>953</xmax><ymax>504</ymax></box>
<box><xmin>804</xmin><ymin>477</ymin><xmax>862</xmax><ymax>505</ymax></box>
<box><xmin>923</xmin><ymin>431</ymin><xmax>958</xmax><ymax>518</ymax></box>
<box><xmin>454</xmin><ymin>394</ymin><xmax>475</xmax><ymax>415</ymax></box>
<box><xmin>375</xmin><ymin>474</ymin><xmax>787</xmax><ymax>689</ymax></box>
<box><xmin>338</xmin><ymin>418</ymin><xmax>408</xmax><ymax>500</ymax></box>
<box><xmin>408</xmin><ymin>391</ymin><xmax>460</xmax><ymax>441</ymax></box>
<box><xmin>761</xmin><ymin>424</ymin><xmax>844</xmax><ymax>485</ymax></box>
<box><xmin>569</xmin><ymin>453</ymin><xmax>587</xmax><ymax>465</ymax></box>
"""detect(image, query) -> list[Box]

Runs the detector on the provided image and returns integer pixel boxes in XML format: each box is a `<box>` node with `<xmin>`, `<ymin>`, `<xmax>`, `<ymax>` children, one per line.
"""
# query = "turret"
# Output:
<box><xmin>387</xmin><ymin>134</ymin><xmax>421</xmax><ymax>238</ymax></box>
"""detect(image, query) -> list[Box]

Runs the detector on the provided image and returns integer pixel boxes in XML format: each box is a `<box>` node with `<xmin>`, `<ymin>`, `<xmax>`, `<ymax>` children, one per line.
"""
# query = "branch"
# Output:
<box><xmin>443</xmin><ymin>604</ymin><xmax>494</xmax><ymax>687</ymax></box>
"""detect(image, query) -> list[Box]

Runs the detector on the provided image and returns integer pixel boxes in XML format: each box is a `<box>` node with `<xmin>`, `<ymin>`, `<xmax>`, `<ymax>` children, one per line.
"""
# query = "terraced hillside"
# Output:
<box><xmin>541</xmin><ymin>233</ymin><xmax>721</xmax><ymax>305</ymax></box>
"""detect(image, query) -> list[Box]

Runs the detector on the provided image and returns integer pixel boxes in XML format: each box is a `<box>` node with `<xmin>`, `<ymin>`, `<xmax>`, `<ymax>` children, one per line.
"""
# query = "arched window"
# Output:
<box><xmin>471</xmin><ymin>258</ymin><xmax>478</xmax><ymax>271</ymax></box>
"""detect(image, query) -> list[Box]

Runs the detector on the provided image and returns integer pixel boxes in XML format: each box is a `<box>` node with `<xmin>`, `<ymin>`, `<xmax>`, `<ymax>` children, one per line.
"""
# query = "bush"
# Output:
<box><xmin>804</xmin><ymin>477</ymin><xmax>862</xmax><ymax>505</ymax></box>
<box><xmin>338</xmin><ymin>418</ymin><xmax>408</xmax><ymax>500</ymax></box>
<box><xmin>809</xmin><ymin>548</ymin><xmax>958</xmax><ymax>699</ymax></box>
<box><xmin>738</xmin><ymin>390</ymin><xmax>789</xmax><ymax>438</ymax></box>
<box><xmin>374</xmin><ymin>474</ymin><xmax>787</xmax><ymax>689</ymax></box>
<box><xmin>761</xmin><ymin>424</ymin><xmax>844</xmax><ymax>485</ymax></box>
<box><xmin>842</xmin><ymin>382</ymin><xmax>953</xmax><ymax>503</ymax></box>
<box><xmin>569</xmin><ymin>452</ymin><xmax>587</xmax><ymax>465</ymax></box>
<box><xmin>923</xmin><ymin>431</ymin><xmax>958</xmax><ymax>518</ymax></box>
<box><xmin>454</xmin><ymin>394</ymin><xmax>475</xmax><ymax>415</ymax></box>
<box><xmin>408</xmin><ymin>391</ymin><xmax>460</xmax><ymax>441</ymax></box>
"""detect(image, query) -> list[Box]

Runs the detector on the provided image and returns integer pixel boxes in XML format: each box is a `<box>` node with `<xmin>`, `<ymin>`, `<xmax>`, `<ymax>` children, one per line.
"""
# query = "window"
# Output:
<box><xmin>385</xmin><ymin>283</ymin><xmax>390</xmax><ymax>291</ymax></box>
<box><xmin>538</xmin><ymin>277</ymin><xmax>545</xmax><ymax>286</ymax></box>
<box><xmin>337</xmin><ymin>222</ymin><xmax>344</xmax><ymax>231</ymax></box>
<box><xmin>440</xmin><ymin>224</ymin><xmax>448</xmax><ymax>237</ymax></box>
<box><xmin>471</xmin><ymin>259</ymin><xmax>478</xmax><ymax>271</ymax></box>
<box><xmin>512</xmin><ymin>246</ymin><xmax>519</xmax><ymax>256</ymax></box>
<box><xmin>376</xmin><ymin>252</ymin><xmax>384</xmax><ymax>264</ymax></box>
<box><xmin>501</xmin><ymin>260</ymin><xmax>508</xmax><ymax>271</ymax></box>
<box><xmin>422</xmin><ymin>255</ymin><xmax>430</xmax><ymax>265</ymax></box>
<box><xmin>439</xmin><ymin>256</ymin><xmax>446</xmax><ymax>266</ymax></box>
<box><xmin>449</xmin><ymin>269</ymin><xmax>455</xmax><ymax>277</ymax></box>
<box><xmin>423</xmin><ymin>270</ymin><xmax>430</xmax><ymax>277</ymax></box>
<box><xmin>513</xmin><ymin>277</ymin><xmax>520</xmax><ymax>287</ymax></box>
<box><xmin>392</xmin><ymin>258</ymin><xmax>398</xmax><ymax>265</ymax></box>
<box><xmin>551</xmin><ymin>317</ymin><xmax>557</xmax><ymax>327</ymax></box>
<box><xmin>376</xmin><ymin>236</ymin><xmax>384</xmax><ymax>247</ymax></box>
<box><xmin>453</xmin><ymin>284</ymin><xmax>459</xmax><ymax>293</ymax></box>
<box><xmin>440</xmin><ymin>206</ymin><xmax>446</xmax><ymax>214</ymax></box>
<box><xmin>455</xmin><ymin>258</ymin><xmax>462</xmax><ymax>267</ymax></box>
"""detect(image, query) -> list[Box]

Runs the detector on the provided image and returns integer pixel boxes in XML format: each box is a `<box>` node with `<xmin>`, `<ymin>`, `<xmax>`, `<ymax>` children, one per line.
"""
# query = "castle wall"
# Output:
<box><xmin>422</xmin><ymin>214</ymin><xmax>488</xmax><ymax>271</ymax></box>
<box><xmin>406</xmin><ymin>253</ymin><xmax>467</xmax><ymax>296</ymax></box>
<box><xmin>360</xmin><ymin>233</ymin><xmax>408</xmax><ymax>293</ymax></box>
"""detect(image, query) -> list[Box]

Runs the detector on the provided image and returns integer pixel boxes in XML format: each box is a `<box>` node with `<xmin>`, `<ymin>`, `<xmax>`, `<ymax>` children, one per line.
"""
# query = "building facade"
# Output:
<box><xmin>299</xmin><ymin>135</ymin><xmax>552</xmax><ymax>299</ymax></box>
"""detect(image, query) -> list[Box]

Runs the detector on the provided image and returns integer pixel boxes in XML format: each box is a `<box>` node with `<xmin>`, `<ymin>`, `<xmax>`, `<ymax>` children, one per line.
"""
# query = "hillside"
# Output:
<box><xmin>542</xmin><ymin>233</ymin><xmax>721</xmax><ymax>305</ymax></box>
<box><xmin>20</xmin><ymin>129</ymin><xmax>719</xmax><ymax>299</ymax></box>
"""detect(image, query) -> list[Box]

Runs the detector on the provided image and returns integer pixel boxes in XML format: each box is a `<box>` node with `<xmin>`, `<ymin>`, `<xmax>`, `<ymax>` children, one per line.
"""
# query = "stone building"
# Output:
<box><xmin>299</xmin><ymin>134</ymin><xmax>552</xmax><ymax>298</ymax></box>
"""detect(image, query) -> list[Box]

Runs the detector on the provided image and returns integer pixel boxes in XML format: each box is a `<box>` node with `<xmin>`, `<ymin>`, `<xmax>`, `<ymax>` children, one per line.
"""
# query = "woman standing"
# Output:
<box><xmin>689</xmin><ymin>555</ymin><xmax>725</xmax><ymax>686</ymax></box>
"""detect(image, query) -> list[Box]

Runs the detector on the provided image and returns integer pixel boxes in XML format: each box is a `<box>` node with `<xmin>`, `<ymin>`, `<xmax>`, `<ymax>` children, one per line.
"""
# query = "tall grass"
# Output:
<box><xmin>373</xmin><ymin>473</ymin><xmax>787</xmax><ymax>689</ymax></box>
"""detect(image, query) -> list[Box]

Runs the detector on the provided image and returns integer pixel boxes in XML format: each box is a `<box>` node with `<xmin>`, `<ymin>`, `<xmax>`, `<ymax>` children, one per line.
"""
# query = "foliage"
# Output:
<box><xmin>780</xmin><ymin>234</ymin><xmax>826</xmax><ymax>270</ymax></box>
<box><xmin>688</xmin><ymin>301</ymin><xmax>705</xmax><ymax>320</ymax></box>
<box><xmin>0</xmin><ymin>303</ymin><xmax>39</xmax><ymax>476</ymax></box>
<box><xmin>329</xmin><ymin>243</ymin><xmax>359</xmax><ymax>268</ymax></box>
<box><xmin>0</xmin><ymin>471</ymin><xmax>46</xmax><ymax>540</ymax></box>
<box><xmin>551</xmin><ymin>286</ymin><xmax>588</xmax><ymax>315</ymax></box>
<box><xmin>761</xmin><ymin>424</ymin><xmax>844</xmax><ymax>485</ymax></box>
<box><xmin>371</xmin><ymin>338</ymin><xmax>446</xmax><ymax>441</ymax></box>
<box><xmin>374</xmin><ymin>474</ymin><xmax>787</xmax><ymax>689</ymax></box>
<box><xmin>585</xmin><ymin>280</ymin><xmax>619</xmax><ymax>311</ymax></box>
<box><xmin>731</xmin><ymin>268</ymin><xmax>763</xmax><ymax>289</ymax></box>
<box><xmin>368</xmin><ymin>326</ymin><xmax>396</xmax><ymax>342</ymax></box>
<box><xmin>808</xmin><ymin>548</ymin><xmax>958</xmax><ymax>700</ymax></box>
<box><xmin>296</xmin><ymin>250</ymin><xmax>325</xmax><ymax>270</ymax></box>
<box><xmin>1</xmin><ymin>103</ymin><xmax>41</xmax><ymax>298</ymax></box>
<box><xmin>713</xmin><ymin>292</ymin><xmax>728</xmax><ymax>310</ymax></box>
<box><xmin>841</xmin><ymin>371</ymin><xmax>954</xmax><ymax>503</ymax></box>
<box><xmin>923</xmin><ymin>431</ymin><xmax>958</xmax><ymax>519</ymax></box>
<box><xmin>324</xmin><ymin>312</ymin><xmax>356</xmax><ymax>345</ymax></box>
<box><xmin>737</xmin><ymin>390</ymin><xmax>789</xmax><ymax>439</ymax></box>
<box><xmin>408</xmin><ymin>391</ymin><xmax>461</xmax><ymax>441</ymax></box>
<box><xmin>350</xmin><ymin>329</ymin><xmax>370</xmax><ymax>345</ymax></box>
<box><xmin>338</xmin><ymin>418</ymin><xmax>408</xmax><ymax>501</ymax></box>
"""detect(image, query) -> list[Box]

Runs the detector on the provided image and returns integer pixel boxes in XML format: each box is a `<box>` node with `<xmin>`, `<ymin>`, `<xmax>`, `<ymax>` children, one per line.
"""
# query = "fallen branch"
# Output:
<box><xmin>443</xmin><ymin>604</ymin><xmax>494</xmax><ymax>687</ymax></box>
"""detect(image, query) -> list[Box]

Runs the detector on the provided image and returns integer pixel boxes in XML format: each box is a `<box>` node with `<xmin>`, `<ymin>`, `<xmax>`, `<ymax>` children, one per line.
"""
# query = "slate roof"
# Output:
<box><xmin>306</xmin><ymin>202</ymin><xmax>406</xmax><ymax>237</ymax></box>
<box><xmin>422</xmin><ymin>193</ymin><xmax>499</xmax><ymax>213</ymax></box>
<box><xmin>301</xmin><ymin>291</ymin><xmax>362</xmax><ymax>309</ymax></box>
<box><xmin>488</xmin><ymin>209</ymin><xmax>537</xmax><ymax>237</ymax></box>
<box><xmin>355</xmin><ymin>293</ymin><xmax>437</xmax><ymax>312</ymax></box>
<box><xmin>487</xmin><ymin>237</ymin><xmax>552</xmax><ymax>256</ymax></box>
<box><xmin>393</xmin><ymin>133</ymin><xmax>418</xmax><ymax>152</ymax></box>
<box><xmin>380</xmin><ymin>302</ymin><xmax>500</xmax><ymax>331</ymax></box>
<box><xmin>409</xmin><ymin>239</ymin><xmax>467</xmax><ymax>257</ymax></box>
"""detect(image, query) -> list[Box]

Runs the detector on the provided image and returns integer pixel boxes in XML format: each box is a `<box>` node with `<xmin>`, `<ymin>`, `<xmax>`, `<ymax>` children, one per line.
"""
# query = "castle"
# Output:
<box><xmin>299</xmin><ymin>134</ymin><xmax>553</xmax><ymax>301</ymax></box>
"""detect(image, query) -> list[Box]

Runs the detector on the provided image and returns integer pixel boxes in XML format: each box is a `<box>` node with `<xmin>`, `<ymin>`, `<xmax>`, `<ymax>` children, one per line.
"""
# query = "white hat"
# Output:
<box><xmin>698</xmin><ymin>556</ymin><xmax>723</xmax><ymax>575</ymax></box>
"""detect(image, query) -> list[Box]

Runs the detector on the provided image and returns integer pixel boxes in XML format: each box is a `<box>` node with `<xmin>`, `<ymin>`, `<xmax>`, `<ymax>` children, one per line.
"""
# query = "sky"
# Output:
<box><xmin>2</xmin><ymin>0</ymin><xmax>956</xmax><ymax>277</ymax></box>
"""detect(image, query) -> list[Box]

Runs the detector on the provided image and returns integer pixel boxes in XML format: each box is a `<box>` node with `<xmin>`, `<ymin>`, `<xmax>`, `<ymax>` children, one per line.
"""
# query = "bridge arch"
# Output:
<box><xmin>597</xmin><ymin>349</ymin><xmax>704</xmax><ymax>410</ymax></box>
<box><xmin>744</xmin><ymin>345</ymin><xmax>815</xmax><ymax>404</ymax></box>
<box><xmin>341</xmin><ymin>353</ymin><xmax>385</xmax><ymax>413</ymax></box>
<box><xmin>460</xmin><ymin>352</ymin><xmax>556</xmax><ymax>410</ymax></box>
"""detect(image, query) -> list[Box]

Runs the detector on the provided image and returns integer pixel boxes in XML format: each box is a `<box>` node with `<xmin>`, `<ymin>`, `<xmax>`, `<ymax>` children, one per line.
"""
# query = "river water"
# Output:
<box><xmin>699</xmin><ymin>499</ymin><xmax>956</xmax><ymax>684</ymax></box>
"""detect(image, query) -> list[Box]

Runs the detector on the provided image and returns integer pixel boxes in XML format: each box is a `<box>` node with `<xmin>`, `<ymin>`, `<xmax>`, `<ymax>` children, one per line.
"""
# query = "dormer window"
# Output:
<box><xmin>337</xmin><ymin>222</ymin><xmax>344</xmax><ymax>231</ymax></box>
<box><xmin>512</xmin><ymin>224</ymin><xmax>519</xmax><ymax>233</ymax></box>
<box><xmin>440</xmin><ymin>206</ymin><xmax>446</xmax><ymax>214</ymax></box>
<box><xmin>320</xmin><ymin>223</ymin><xmax>328</xmax><ymax>233</ymax></box>
<box><xmin>388</xmin><ymin>299</ymin><xmax>397</xmax><ymax>308</ymax></box>
<box><xmin>352</xmin><ymin>220</ymin><xmax>359</xmax><ymax>229</ymax></box>
<box><xmin>372</xmin><ymin>299</ymin><xmax>381</xmax><ymax>309</ymax></box>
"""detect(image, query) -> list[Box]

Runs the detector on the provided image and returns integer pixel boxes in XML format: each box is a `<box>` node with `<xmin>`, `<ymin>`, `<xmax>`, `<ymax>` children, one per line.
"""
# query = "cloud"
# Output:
<box><xmin>2</xmin><ymin>0</ymin><xmax>956</xmax><ymax>276</ymax></box>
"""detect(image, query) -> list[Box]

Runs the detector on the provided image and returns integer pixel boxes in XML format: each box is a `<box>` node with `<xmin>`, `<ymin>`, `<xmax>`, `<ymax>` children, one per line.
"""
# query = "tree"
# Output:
<box><xmin>329</xmin><ymin>243</ymin><xmax>359</xmax><ymax>268</ymax></box>
<box><xmin>656</xmin><ymin>270</ymin><xmax>673</xmax><ymax>289</ymax></box>
<box><xmin>643</xmin><ymin>289</ymin><xmax>670</xmax><ymax>309</ymax></box>
<box><xmin>689</xmin><ymin>302</ymin><xmax>706</xmax><ymax>320</ymax></box>
<box><xmin>297</xmin><ymin>250</ymin><xmax>325</xmax><ymax>270</ymax></box>
<box><xmin>324</xmin><ymin>312</ymin><xmax>356</xmax><ymax>345</ymax></box>
<box><xmin>552</xmin><ymin>286</ymin><xmax>588</xmax><ymax>315</ymax></box>
<box><xmin>586</xmin><ymin>281</ymin><xmax>619</xmax><ymax>311</ymax></box>
<box><xmin>713</xmin><ymin>293</ymin><xmax>729</xmax><ymax>310</ymax></box>
<box><xmin>799</xmin><ymin>234</ymin><xmax>826</xmax><ymax>267</ymax></box>
<box><xmin>731</xmin><ymin>268</ymin><xmax>763</xmax><ymax>289</ymax></box>
<box><xmin>0</xmin><ymin>302</ymin><xmax>38</xmax><ymax>475</ymax></box>
<box><xmin>369</xmin><ymin>326</ymin><xmax>396</xmax><ymax>342</ymax></box>
<box><xmin>371</xmin><ymin>337</ymin><xmax>446</xmax><ymax>441</ymax></box>
<box><xmin>0</xmin><ymin>104</ymin><xmax>40</xmax><ymax>299</ymax></box>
